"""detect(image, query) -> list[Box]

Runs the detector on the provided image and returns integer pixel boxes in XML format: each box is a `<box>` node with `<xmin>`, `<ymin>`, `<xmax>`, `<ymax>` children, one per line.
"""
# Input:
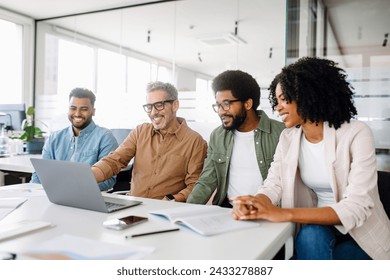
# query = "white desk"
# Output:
<box><xmin>0</xmin><ymin>183</ymin><xmax>294</xmax><ymax>260</ymax></box>
<box><xmin>0</xmin><ymin>154</ymin><xmax>41</xmax><ymax>173</ymax></box>
<box><xmin>0</xmin><ymin>154</ymin><xmax>41</xmax><ymax>185</ymax></box>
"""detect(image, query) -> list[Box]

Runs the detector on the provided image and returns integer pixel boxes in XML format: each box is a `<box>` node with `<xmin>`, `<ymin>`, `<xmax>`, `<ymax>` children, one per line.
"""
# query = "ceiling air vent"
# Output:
<box><xmin>197</xmin><ymin>33</ymin><xmax>247</xmax><ymax>46</ymax></box>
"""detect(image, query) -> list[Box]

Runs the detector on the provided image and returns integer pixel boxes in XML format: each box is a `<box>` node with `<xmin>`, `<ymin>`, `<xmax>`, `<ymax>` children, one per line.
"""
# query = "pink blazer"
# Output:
<box><xmin>259</xmin><ymin>120</ymin><xmax>390</xmax><ymax>259</ymax></box>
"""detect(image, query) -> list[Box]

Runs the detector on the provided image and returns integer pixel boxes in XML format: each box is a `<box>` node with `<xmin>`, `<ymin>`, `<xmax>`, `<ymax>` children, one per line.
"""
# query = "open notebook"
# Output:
<box><xmin>149</xmin><ymin>204</ymin><xmax>259</xmax><ymax>236</ymax></box>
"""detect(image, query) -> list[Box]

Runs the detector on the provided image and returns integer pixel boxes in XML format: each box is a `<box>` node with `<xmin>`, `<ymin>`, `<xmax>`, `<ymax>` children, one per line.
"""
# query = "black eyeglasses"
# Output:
<box><xmin>142</xmin><ymin>100</ymin><xmax>175</xmax><ymax>113</ymax></box>
<box><xmin>211</xmin><ymin>99</ymin><xmax>242</xmax><ymax>113</ymax></box>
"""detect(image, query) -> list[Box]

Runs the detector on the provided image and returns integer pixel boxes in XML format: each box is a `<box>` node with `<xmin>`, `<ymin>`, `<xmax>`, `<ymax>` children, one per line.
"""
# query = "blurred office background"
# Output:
<box><xmin>0</xmin><ymin>0</ymin><xmax>389</xmax><ymax>171</ymax></box>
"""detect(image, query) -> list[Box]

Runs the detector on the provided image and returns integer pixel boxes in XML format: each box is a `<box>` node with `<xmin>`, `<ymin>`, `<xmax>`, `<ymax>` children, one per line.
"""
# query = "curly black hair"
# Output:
<box><xmin>212</xmin><ymin>70</ymin><xmax>260</xmax><ymax>111</ymax></box>
<box><xmin>268</xmin><ymin>57</ymin><xmax>357</xmax><ymax>129</ymax></box>
<box><xmin>69</xmin><ymin>87</ymin><xmax>96</xmax><ymax>107</ymax></box>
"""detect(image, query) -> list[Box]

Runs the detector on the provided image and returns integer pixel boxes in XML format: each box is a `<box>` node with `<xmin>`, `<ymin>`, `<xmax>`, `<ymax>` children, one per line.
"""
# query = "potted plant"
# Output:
<box><xmin>19</xmin><ymin>106</ymin><xmax>45</xmax><ymax>154</ymax></box>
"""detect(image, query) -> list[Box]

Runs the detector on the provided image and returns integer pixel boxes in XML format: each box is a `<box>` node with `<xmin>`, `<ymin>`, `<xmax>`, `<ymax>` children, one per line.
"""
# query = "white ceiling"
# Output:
<box><xmin>0</xmin><ymin>0</ymin><xmax>389</xmax><ymax>86</ymax></box>
<box><xmin>324</xmin><ymin>0</ymin><xmax>390</xmax><ymax>65</ymax></box>
<box><xmin>0</xmin><ymin>0</ymin><xmax>161</xmax><ymax>19</ymax></box>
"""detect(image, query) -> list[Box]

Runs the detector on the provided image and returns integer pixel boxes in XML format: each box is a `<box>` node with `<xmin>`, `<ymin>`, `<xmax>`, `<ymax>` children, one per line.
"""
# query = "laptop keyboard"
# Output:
<box><xmin>105</xmin><ymin>201</ymin><xmax>124</xmax><ymax>211</ymax></box>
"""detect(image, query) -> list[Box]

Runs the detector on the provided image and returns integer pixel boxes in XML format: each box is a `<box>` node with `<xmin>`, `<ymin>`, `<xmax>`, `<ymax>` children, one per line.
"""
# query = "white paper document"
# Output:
<box><xmin>0</xmin><ymin>185</ymin><xmax>45</xmax><ymax>198</ymax></box>
<box><xmin>149</xmin><ymin>205</ymin><xmax>259</xmax><ymax>236</ymax></box>
<box><xmin>0</xmin><ymin>220</ymin><xmax>52</xmax><ymax>241</ymax></box>
<box><xmin>22</xmin><ymin>234</ymin><xmax>155</xmax><ymax>260</ymax></box>
<box><xmin>0</xmin><ymin>197</ymin><xmax>27</xmax><ymax>221</ymax></box>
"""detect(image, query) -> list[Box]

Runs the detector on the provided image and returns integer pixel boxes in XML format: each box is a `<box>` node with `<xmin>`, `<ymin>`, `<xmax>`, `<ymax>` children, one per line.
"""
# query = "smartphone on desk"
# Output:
<box><xmin>103</xmin><ymin>215</ymin><xmax>148</xmax><ymax>230</ymax></box>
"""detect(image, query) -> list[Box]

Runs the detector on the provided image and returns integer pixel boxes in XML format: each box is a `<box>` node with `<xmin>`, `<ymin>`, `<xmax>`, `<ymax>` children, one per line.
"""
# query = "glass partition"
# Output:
<box><xmin>287</xmin><ymin>0</ymin><xmax>390</xmax><ymax>171</ymax></box>
<box><xmin>34</xmin><ymin>0</ymin><xmax>287</xmax><ymax>140</ymax></box>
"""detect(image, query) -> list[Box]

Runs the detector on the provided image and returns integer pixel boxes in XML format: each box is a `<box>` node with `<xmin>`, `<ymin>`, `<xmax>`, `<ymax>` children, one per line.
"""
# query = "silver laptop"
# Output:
<box><xmin>30</xmin><ymin>158</ymin><xmax>142</xmax><ymax>213</ymax></box>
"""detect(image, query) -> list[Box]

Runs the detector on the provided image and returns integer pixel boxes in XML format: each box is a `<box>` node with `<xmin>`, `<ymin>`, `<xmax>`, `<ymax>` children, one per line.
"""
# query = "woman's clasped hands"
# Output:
<box><xmin>230</xmin><ymin>194</ymin><xmax>287</xmax><ymax>222</ymax></box>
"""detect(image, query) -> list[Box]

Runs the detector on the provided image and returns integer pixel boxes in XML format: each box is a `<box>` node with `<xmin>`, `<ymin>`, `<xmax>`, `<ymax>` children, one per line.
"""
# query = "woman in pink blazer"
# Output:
<box><xmin>232</xmin><ymin>57</ymin><xmax>390</xmax><ymax>260</ymax></box>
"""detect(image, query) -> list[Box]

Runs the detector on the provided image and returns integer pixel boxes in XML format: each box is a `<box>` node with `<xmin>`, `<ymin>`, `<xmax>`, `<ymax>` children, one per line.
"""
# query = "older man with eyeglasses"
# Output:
<box><xmin>187</xmin><ymin>70</ymin><xmax>285</xmax><ymax>207</ymax></box>
<box><xmin>92</xmin><ymin>81</ymin><xmax>207</xmax><ymax>202</ymax></box>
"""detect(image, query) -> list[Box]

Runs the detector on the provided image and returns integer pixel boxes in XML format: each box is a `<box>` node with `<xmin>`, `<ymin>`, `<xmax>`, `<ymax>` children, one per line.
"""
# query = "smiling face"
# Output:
<box><xmin>146</xmin><ymin>89</ymin><xmax>178</xmax><ymax>131</ymax></box>
<box><xmin>275</xmin><ymin>83</ymin><xmax>303</xmax><ymax>128</ymax></box>
<box><xmin>68</xmin><ymin>97</ymin><xmax>95</xmax><ymax>134</ymax></box>
<box><xmin>215</xmin><ymin>90</ymin><xmax>247</xmax><ymax>130</ymax></box>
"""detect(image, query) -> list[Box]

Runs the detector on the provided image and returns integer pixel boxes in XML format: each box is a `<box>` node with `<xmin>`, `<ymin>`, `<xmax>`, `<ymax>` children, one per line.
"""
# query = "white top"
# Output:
<box><xmin>227</xmin><ymin>130</ymin><xmax>263</xmax><ymax>201</ymax></box>
<box><xmin>298</xmin><ymin>135</ymin><xmax>335</xmax><ymax>207</ymax></box>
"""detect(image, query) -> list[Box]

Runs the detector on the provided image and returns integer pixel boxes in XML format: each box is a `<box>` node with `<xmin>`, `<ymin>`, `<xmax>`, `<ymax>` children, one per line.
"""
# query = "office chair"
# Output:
<box><xmin>378</xmin><ymin>170</ymin><xmax>390</xmax><ymax>219</ymax></box>
<box><xmin>105</xmin><ymin>128</ymin><xmax>133</xmax><ymax>195</ymax></box>
<box><xmin>106</xmin><ymin>164</ymin><xmax>133</xmax><ymax>194</ymax></box>
<box><xmin>110</xmin><ymin>128</ymin><xmax>132</xmax><ymax>145</ymax></box>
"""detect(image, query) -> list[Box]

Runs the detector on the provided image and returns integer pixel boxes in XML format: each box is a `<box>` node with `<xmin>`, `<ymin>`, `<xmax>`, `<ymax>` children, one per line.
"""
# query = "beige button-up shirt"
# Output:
<box><xmin>93</xmin><ymin>118</ymin><xmax>207</xmax><ymax>202</ymax></box>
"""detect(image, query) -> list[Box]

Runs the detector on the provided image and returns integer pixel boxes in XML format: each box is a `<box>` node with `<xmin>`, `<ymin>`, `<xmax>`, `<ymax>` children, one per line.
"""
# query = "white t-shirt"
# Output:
<box><xmin>298</xmin><ymin>134</ymin><xmax>336</xmax><ymax>207</ymax></box>
<box><xmin>227</xmin><ymin>130</ymin><xmax>263</xmax><ymax>202</ymax></box>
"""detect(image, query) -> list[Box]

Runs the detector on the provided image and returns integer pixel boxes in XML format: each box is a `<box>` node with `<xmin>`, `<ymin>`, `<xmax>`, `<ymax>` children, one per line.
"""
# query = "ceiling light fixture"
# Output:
<box><xmin>383</xmin><ymin>33</ymin><xmax>388</xmax><ymax>47</ymax></box>
<box><xmin>198</xmin><ymin>52</ymin><xmax>202</xmax><ymax>62</ymax></box>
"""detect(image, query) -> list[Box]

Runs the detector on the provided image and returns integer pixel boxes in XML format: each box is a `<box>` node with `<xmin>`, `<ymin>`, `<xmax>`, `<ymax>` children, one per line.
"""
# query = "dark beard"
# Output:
<box><xmin>71</xmin><ymin>118</ymin><xmax>92</xmax><ymax>131</ymax></box>
<box><xmin>223</xmin><ymin>108</ymin><xmax>247</xmax><ymax>131</ymax></box>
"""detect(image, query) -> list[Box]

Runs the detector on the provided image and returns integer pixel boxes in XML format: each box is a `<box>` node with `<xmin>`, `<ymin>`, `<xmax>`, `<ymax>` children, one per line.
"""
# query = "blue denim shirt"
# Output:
<box><xmin>30</xmin><ymin>121</ymin><xmax>118</xmax><ymax>191</ymax></box>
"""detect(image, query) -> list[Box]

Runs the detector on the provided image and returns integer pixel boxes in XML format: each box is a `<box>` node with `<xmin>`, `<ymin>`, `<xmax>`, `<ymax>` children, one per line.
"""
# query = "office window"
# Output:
<box><xmin>58</xmin><ymin>39</ymin><xmax>95</xmax><ymax>96</ymax></box>
<box><xmin>156</xmin><ymin>65</ymin><xmax>171</xmax><ymax>83</ymax></box>
<box><xmin>0</xmin><ymin>19</ymin><xmax>23</xmax><ymax>103</ymax></box>
<box><xmin>125</xmin><ymin>57</ymin><xmax>153</xmax><ymax>125</ymax></box>
<box><xmin>38</xmin><ymin>31</ymin><xmax>169</xmax><ymax>129</ymax></box>
<box><xmin>194</xmin><ymin>78</ymin><xmax>216</xmax><ymax>122</ymax></box>
<box><xmin>34</xmin><ymin>0</ymin><xmax>286</xmax><ymax>139</ymax></box>
<box><xmin>128</xmin><ymin>56</ymin><xmax>152</xmax><ymax>95</ymax></box>
<box><xmin>97</xmin><ymin>49</ymin><xmax>126</xmax><ymax>95</ymax></box>
<box><xmin>286</xmin><ymin>0</ymin><xmax>390</xmax><ymax>171</ymax></box>
<box><xmin>94</xmin><ymin>49</ymin><xmax>128</xmax><ymax>127</ymax></box>
<box><xmin>36</xmin><ymin>35</ymin><xmax>96</xmax><ymax>131</ymax></box>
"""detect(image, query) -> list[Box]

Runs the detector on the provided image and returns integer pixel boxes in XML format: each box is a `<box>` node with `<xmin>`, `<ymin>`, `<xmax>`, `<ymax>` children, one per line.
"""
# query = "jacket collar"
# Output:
<box><xmin>286</xmin><ymin>122</ymin><xmax>336</xmax><ymax>164</ymax></box>
<box><xmin>286</xmin><ymin>122</ymin><xmax>338</xmax><ymax>200</ymax></box>
<box><xmin>323</xmin><ymin>121</ymin><xmax>336</xmax><ymax>164</ymax></box>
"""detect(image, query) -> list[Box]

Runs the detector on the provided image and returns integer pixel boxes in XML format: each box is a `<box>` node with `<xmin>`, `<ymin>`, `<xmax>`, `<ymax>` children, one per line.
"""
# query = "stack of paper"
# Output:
<box><xmin>0</xmin><ymin>197</ymin><xmax>27</xmax><ymax>221</ymax></box>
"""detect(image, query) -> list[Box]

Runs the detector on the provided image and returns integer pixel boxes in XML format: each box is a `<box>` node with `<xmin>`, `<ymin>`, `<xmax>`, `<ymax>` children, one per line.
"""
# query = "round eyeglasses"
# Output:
<box><xmin>211</xmin><ymin>99</ymin><xmax>242</xmax><ymax>113</ymax></box>
<box><xmin>142</xmin><ymin>100</ymin><xmax>175</xmax><ymax>113</ymax></box>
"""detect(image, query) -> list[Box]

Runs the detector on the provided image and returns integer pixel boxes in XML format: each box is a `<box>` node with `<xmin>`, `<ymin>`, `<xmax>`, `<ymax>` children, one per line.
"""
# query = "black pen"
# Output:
<box><xmin>126</xmin><ymin>228</ymin><xmax>180</xmax><ymax>238</ymax></box>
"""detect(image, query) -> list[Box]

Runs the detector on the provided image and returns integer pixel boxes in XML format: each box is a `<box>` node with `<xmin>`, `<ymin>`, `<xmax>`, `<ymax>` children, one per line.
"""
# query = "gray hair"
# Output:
<box><xmin>146</xmin><ymin>81</ymin><xmax>178</xmax><ymax>100</ymax></box>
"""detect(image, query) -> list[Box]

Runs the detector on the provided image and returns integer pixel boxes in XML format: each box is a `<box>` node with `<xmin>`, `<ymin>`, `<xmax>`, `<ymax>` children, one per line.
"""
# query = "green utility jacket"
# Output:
<box><xmin>187</xmin><ymin>110</ymin><xmax>284</xmax><ymax>205</ymax></box>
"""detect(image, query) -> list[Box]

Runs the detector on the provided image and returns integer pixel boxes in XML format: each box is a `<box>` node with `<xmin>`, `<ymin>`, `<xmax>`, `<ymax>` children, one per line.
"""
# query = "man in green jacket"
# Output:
<box><xmin>187</xmin><ymin>70</ymin><xmax>284</xmax><ymax>207</ymax></box>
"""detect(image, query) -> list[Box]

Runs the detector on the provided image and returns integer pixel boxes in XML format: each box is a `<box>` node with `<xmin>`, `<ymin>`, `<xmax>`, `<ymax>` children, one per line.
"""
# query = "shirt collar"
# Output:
<box><xmin>228</xmin><ymin>110</ymin><xmax>273</xmax><ymax>135</ymax></box>
<box><xmin>151</xmin><ymin>117</ymin><xmax>187</xmax><ymax>141</ymax></box>
<box><xmin>67</xmin><ymin>120</ymin><xmax>96</xmax><ymax>137</ymax></box>
<box><xmin>255</xmin><ymin>110</ymin><xmax>272</xmax><ymax>134</ymax></box>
